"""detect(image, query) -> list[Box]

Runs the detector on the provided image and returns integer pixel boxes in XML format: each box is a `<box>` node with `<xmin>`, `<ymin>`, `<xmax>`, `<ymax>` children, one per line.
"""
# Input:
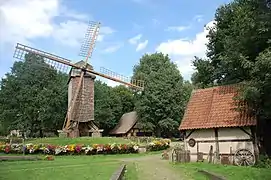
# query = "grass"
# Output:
<box><xmin>25</xmin><ymin>137</ymin><xmax>131</xmax><ymax>145</ymax></box>
<box><xmin>124</xmin><ymin>162</ymin><xmax>138</xmax><ymax>180</ymax></box>
<box><xmin>0</xmin><ymin>154</ymin><xmax>142</xmax><ymax>180</ymax></box>
<box><xmin>172</xmin><ymin>162</ymin><xmax>271</xmax><ymax>180</ymax></box>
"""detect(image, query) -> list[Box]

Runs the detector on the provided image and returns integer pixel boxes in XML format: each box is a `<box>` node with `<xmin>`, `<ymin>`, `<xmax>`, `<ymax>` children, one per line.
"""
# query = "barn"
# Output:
<box><xmin>110</xmin><ymin>111</ymin><xmax>152</xmax><ymax>137</ymax></box>
<box><xmin>179</xmin><ymin>85</ymin><xmax>257</xmax><ymax>165</ymax></box>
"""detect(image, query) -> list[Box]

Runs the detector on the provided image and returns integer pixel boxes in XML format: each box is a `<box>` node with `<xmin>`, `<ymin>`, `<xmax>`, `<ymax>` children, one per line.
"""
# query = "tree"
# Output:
<box><xmin>192</xmin><ymin>0</ymin><xmax>271</xmax><ymax>155</ymax></box>
<box><xmin>0</xmin><ymin>54</ymin><xmax>68</xmax><ymax>137</ymax></box>
<box><xmin>94</xmin><ymin>81</ymin><xmax>135</xmax><ymax>135</ymax></box>
<box><xmin>133</xmin><ymin>52</ymin><xmax>192</xmax><ymax>137</ymax></box>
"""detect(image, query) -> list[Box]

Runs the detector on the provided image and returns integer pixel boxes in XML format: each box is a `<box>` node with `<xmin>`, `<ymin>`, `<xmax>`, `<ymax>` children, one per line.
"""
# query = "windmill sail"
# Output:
<box><xmin>14</xmin><ymin>43</ymin><xmax>71</xmax><ymax>74</ymax></box>
<box><xmin>14</xmin><ymin>43</ymin><xmax>144</xmax><ymax>90</ymax></box>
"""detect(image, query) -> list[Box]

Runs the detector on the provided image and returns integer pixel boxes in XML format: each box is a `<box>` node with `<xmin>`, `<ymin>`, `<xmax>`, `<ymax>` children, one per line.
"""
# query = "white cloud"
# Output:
<box><xmin>52</xmin><ymin>20</ymin><xmax>88</xmax><ymax>47</ymax></box>
<box><xmin>193</xmin><ymin>15</ymin><xmax>203</xmax><ymax>22</ymax></box>
<box><xmin>128</xmin><ymin>34</ymin><xmax>142</xmax><ymax>45</ymax></box>
<box><xmin>100</xmin><ymin>26</ymin><xmax>115</xmax><ymax>34</ymax></box>
<box><xmin>165</xmin><ymin>25</ymin><xmax>190</xmax><ymax>32</ymax></box>
<box><xmin>59</xmin><ymin>7</ymin><xmax>90</xmax><ymax>21</ymax></box>
<box><xmin>106</xmin><ymin>80</ymin><xmax>121</xmax><ymax>87</ymax></box>
<box><xmin>136</xmin><ymin>40</ymin><xmax>148</xmax><ymax>52</ymax></box>
<box><xmin>97</xmin><ymin>26</ymin><xmax>115</xmax><ymax>43</ymax></box>
<box><xmin>0</xmin><ymin>0</ymin><xmax>114</xmax><ymax>50</ymax></box>
<box><xmin>0</xmin><ymin>0</ymin><xmax>59</xmax><ymax>46</ymax></box>
<box><xmin>102</xmin><ymin>44</ymin><xmax>122</xmax><ymax>53</ymax></box>
<box><xmin>152</xmin><ymin>18</ymin><xmax>160</xmax><ymax>26</ymax></box>
<box><xmin>156</xmin><ymin>21</ymin><xmax>216</xmax><ymax>80</ymax></box>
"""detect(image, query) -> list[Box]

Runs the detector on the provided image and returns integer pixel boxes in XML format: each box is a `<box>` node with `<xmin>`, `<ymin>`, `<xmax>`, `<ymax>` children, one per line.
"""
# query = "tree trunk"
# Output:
<box><xmin>39</xmin><ymin>129</ymin><xmax>43</xmax><ymax>138</ymax></box>
<box><xmin>155</xmin><ymin>128</ymin><xmax>161</xmax><ymax>137</ymax></box>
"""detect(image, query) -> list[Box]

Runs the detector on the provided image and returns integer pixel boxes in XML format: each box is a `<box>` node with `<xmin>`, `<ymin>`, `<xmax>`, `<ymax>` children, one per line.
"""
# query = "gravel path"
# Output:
<box><xmin>121</xmin><ymin>154</ymin><xmax>184</xmax><ymax>180</ymax></box>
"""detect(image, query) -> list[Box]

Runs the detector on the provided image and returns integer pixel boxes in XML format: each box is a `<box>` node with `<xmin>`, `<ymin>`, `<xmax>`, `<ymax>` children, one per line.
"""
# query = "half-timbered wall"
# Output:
<box><xmin>184</xmin><ymin>127</ymin><xmax>254</xmax><ymax>162</ymax></box>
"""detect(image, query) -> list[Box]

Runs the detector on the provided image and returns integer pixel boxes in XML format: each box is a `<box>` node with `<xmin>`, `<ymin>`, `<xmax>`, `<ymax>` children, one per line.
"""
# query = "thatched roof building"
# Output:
<box><xmin>110</xmin><ymin>111</ymin><xmax>151</xmax><ymax>137</ymax></box>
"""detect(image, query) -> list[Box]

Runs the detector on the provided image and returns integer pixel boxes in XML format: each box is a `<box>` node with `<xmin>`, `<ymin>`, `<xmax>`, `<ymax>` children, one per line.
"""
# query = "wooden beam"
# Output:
<box><xmin>250</xmin><ymin>126</ymin><xmax>259</xmax><ymax>163</ymax></box>
<box><xmin>63</xmin><ymin>71</ymin><xmax>84</xmax><ymax>130</ymax></box>
<box><xmin>185</xmin><ymin>129</ymin><xmax>195</xmax><ymax>139</ymax></box>
<box><xmin>239</xmin><ymin>127</ymin><xmax>252</xmax><ymax>138</ymax></box>
<box><xmin>214</xmin><ymin>128</ymin><xmax>220</xmax><ymax>160</ymax></box>
<box><xmin>197</xmin><ymin>138</ymin><xmax>252</xmax><ymax>143</ymax></box>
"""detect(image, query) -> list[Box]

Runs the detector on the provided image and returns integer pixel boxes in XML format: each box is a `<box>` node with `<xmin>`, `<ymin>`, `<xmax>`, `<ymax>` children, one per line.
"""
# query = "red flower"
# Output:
<box><xmin>5</xmin><ymin>145</ymin><xmax>11</xmax><ymax>153</ymax></box>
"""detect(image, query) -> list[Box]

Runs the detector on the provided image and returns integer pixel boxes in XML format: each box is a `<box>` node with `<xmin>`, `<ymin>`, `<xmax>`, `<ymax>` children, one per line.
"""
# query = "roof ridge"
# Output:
<box><xmin>193</xmin><ymin>83</ymin><xmax>241</xmax><ymax>92</ymax></box>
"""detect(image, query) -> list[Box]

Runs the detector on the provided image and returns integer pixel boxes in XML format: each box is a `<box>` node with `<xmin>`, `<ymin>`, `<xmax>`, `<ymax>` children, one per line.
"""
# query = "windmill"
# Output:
<box><xmin>13</xmin><ymin>21</ymin><xmax>144</xmax><ymax>138</ymax></box>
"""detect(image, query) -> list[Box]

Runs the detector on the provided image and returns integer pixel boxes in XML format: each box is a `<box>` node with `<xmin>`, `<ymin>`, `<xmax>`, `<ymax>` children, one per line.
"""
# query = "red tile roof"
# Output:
<box><xmin>179</xmin><ymin>85</ymin><xmax>256</xmax><ymax>130</ymax></box>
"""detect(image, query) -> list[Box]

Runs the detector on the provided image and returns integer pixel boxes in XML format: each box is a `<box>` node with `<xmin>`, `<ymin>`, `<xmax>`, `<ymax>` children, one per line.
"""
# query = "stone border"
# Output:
<box><xmin>198</xmin><ymin>170</ymin><xmax>227</xmax><ymax>180</ymax></box>
<box><xmin>110</xmin><ymin>164</ymin><xmax>126</xmax><ymax>180</ymax></box>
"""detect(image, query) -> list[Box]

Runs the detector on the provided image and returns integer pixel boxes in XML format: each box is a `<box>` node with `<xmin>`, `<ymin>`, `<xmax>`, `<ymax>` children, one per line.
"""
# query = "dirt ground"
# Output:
<box><xmin>122</xmin><ymin>142</ymin><xmax>187</xmax><ymax>180</ymax></box>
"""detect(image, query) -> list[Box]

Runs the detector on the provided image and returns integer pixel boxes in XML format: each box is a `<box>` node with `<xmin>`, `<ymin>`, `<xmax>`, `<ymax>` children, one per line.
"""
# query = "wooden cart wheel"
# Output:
<box><xmin>234</xmin><ymin>148</ymin><xmax>255</xmax><ymax>166</ymax></box>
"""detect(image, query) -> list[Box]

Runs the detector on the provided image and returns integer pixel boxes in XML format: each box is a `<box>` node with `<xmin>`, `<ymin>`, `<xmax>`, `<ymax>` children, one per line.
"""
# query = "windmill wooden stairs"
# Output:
<box><xmin>13</xmin><ymin>21</ymin><xmax>144</xmax><ymax>138</ymax></box>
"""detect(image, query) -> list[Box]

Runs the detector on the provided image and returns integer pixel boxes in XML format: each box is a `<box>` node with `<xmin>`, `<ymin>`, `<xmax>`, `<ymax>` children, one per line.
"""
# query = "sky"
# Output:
<box><xmin>0</xmin><ymin>0</ymin><xmax>232</xmax><ymax>86</ymax></box>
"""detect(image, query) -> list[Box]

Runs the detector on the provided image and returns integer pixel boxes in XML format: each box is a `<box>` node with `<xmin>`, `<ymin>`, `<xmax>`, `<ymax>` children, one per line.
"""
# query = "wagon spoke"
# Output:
<box><xmin>234</xmin><ymin>148</ymin><xmax>255</xmax><ymax>167</ymax></box>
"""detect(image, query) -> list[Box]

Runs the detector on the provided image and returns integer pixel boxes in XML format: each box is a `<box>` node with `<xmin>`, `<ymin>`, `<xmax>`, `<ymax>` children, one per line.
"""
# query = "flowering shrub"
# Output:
<box><xmin>0</xmin><ymin>139</ymin><xmax>170</xmax><ymax>155</ymax></box>
<box><xmin>146</xmin><ymin>139</ymin><xmax>171</xmax><ymax>151</ymax></box>
<box><xmin>0</xmin><ymin>142</ymin><xmax>140</xmax><ymax>155</ymax></box>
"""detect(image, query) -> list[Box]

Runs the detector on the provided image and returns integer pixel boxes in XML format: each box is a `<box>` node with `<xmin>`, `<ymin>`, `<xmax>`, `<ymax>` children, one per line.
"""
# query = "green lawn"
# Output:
<box><xmin>124</xmin><ymin>162</ymin><xmax>138</xmax><ymax>180</ymax></box>
<box><xmin>25</xmin><ymin>137</ymin><xmax>131</xmax><ymax>145</ymax></box>
<box><xmin>172</xmin><ymin>162</ymin><xmax>271</xmax><ymax>180</ymax></box>
<box><xmin>0</xmin><ymin>154</ymin><xmax>141</xmax><ymax>180</ymax></box>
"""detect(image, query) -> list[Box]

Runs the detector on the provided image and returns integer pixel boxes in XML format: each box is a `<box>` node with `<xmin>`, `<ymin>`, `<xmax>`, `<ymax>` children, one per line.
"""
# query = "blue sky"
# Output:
<box><xmin>0</xmin><ymin>0</ymin><xmax>232</xmax><ymax>86</ymax></box>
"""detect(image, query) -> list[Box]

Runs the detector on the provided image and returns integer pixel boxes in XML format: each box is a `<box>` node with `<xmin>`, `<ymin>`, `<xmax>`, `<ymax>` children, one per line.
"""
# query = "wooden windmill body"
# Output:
<box><xmin>13</xmin><ymin>21</ymin><xmax>144</xmax><ymax>138</ymax></box>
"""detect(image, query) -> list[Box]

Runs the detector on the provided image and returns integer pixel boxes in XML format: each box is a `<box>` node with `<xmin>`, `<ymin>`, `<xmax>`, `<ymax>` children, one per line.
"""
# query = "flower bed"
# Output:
<box><xmin>0</xmin><ymin>139</ymin><xmax>171</xmax><ymax>155</ymax></box>
<box><xmin>146</xmin><ymin>139</ymin><xmax>171</xmax><ymax>151</ymax></box>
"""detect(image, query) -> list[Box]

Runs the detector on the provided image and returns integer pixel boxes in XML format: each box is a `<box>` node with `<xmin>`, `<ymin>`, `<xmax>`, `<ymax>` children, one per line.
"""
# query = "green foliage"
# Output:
<box><xmin>0</xmin><ymin>54</ymin><xmax>68</xmax><ymax>137</ymax></box>
<box><xmin>192</xmin><ymin>0</ymin><xmax>271</xmax><ymax>118</ymax></box>
<box><xmin>94</xmin><ymin>81</ymin><xmax>135</xmax><ymax>134</ymax></box>
<box><xmin>191</xmin><ymin>0</ymin><xmax>271</xmax><ymax>155</ymax></box>
<box><xmin>255</xmin><ymin>155</ymin><xmax>271</xmax><ymax>168</ymax></box>
<box><xmin>133</xmin><ymin>52</ymin><xmax>192</xmax><ymax>137</ymax></box>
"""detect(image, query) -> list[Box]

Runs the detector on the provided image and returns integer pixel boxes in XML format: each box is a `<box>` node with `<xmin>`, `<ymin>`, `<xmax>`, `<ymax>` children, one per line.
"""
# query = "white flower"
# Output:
<box><xmin>29</xmin><ymin>148</ymin><xmax>34</xmax><ymax>153</ymax></box>
<box><xmin>84</xmin><ymin>146</ymin><xmax>93</xmax><ymax>154</ymax></box>
<box><xmin>133</xmin><ymin>146</ymin><xmax>139</xmax><ymax>151</ymax></box>
<box><xmin>43</xmin><ymin>148</ymin><xmax>50</xmax><ymax>154</ymax></box>
<box><xmin>110</xmin><ymin>143</ymin><xmax>116</xmax><ymax>149</ymax></box>
<box><xmin>55</xmin><ymin>148</ymin><xmax>62</xmax><ymax>155</ymax></box>
<box><xmin>97</xmin><ymin>146</ymin><xmax>103</xmax><ymax>152</ymax></box>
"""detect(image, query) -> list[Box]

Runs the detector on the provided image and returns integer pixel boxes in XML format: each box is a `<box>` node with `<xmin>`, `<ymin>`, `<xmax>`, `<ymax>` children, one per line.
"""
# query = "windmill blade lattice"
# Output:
<box><xmin>79</xmin><ymin>21</ymin><xmax>100</xmax><ymax>59</ymax></box>
<box><xmin>100</xmin><ymin>67</ymin><xmax>144</xmax><ymax>89</ymax></box>
<box><xmin>13</xmin><ymin>43</ymin><xmax>71</xmax><ymax>74</ymax></box>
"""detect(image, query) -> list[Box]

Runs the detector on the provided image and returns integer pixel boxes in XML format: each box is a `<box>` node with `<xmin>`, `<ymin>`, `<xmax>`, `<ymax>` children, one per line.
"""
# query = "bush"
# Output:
<box><xmin>255</xmin><ymin>155</ymin><xmax>271</xmax><ymax>168</ymax></box>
